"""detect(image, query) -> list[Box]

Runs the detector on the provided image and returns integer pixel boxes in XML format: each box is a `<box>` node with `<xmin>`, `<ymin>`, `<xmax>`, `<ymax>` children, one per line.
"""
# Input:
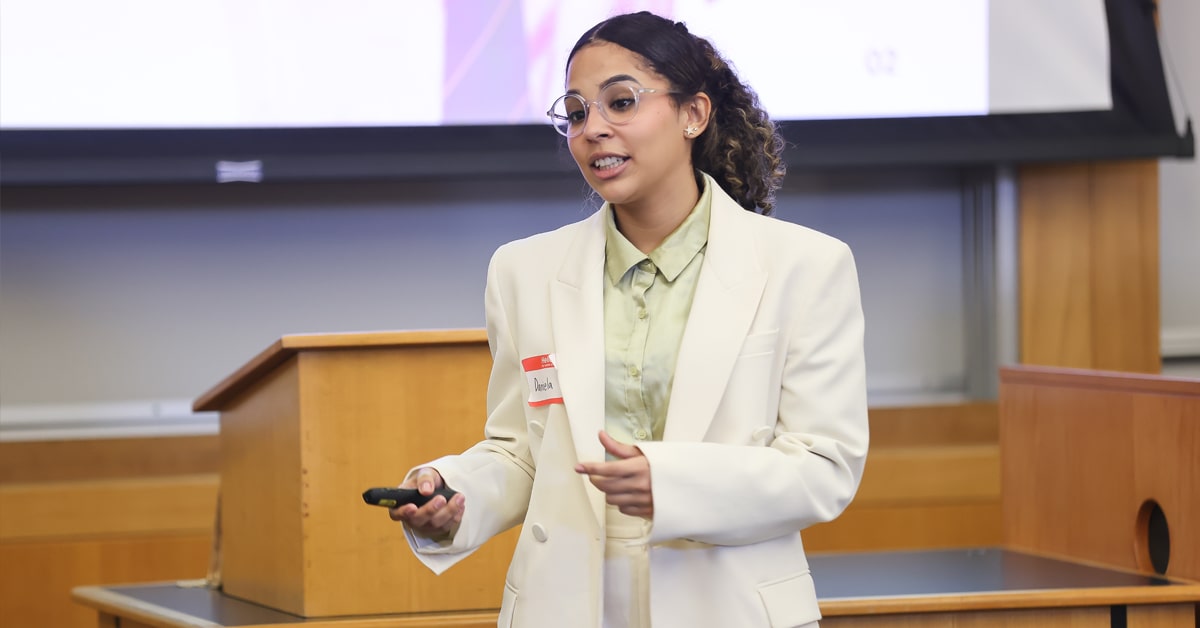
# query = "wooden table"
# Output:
<box><xmin>74</xmin><ymin>547</ymin><xmax>1200</xmax><ymax>628</ymax></box>
<box><xmin>811</xmin><ymin>548</ymin><xmax>1199</xmax><ymax>626</ymax></box>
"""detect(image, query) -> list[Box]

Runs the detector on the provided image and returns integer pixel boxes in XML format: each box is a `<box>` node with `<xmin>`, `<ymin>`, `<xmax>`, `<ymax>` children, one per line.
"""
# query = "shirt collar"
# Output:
<box><xmin>604</xmin><ymin>173</ymin><xmax>713</xmax><ymax>284</ymax></box>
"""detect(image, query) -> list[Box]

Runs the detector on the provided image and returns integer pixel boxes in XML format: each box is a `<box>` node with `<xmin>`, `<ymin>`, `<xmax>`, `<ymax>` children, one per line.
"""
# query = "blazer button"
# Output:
<box><xmin>752</xmin><ymin>426</ymin><xmax>773</xmax><ymax>442</ymax></box>
<box><xmin>529</xmin><ymin>421</ymin><xmax>546</xmax><ymax>437</ymax></box>
<box><xmin>531</xmin><ymin>523</ymin><xmax>549</xmax><ymax>543</ymax></box>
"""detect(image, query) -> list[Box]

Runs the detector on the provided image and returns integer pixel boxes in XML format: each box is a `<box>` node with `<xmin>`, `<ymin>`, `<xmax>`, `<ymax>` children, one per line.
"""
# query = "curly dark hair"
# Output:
<box><xmin>568</xmin><ymin>11</ymin><xmax>786</xmax><ymax>214</ymax></box>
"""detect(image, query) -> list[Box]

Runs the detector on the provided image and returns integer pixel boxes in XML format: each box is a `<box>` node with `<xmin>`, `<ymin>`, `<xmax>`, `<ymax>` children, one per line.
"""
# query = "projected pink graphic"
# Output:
<box><xmin>442</xmin><ymin>0</ymin><xmax>677</xmax><ymax>124</ymax></box>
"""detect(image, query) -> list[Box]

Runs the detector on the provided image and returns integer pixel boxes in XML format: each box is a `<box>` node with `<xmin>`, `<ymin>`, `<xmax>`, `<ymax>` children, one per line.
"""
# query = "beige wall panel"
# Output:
<box><xmin>1089</xmin><ymin>161</ymin><xmax>1160</xmax><ymax>373</ymax></box>
<box><xmin>1019</xmin><ymin>163</ymin><xmax>1095</xmax><ymax>367</ymax></box>
<box><xmin>1018</xmin><ymin>161</ymin><xmax>1160</xmax><ymax>372</ymax></box>
<box><xmin>0</xmin><ymin>535</ymin><xmax>209</xmax><ymax>628</ymax></box>
<box><xmin>805</xmin><ymin>502</ymin><xmax>1003</xmax><ymax>552</ymax></box>
<box><xmin>0</xmin><ymin>435</ymin><xmax>219</xmax><ymax>483</ymax></box>
<box><xmin>0</xmin><ymin>475</ymin><xmax>217</xmax><ymax>541</ymax></box>
<box><xmin>867</xmin><ymin>402</ymin><xmax>998</xmax><ymax>447</ymax></box>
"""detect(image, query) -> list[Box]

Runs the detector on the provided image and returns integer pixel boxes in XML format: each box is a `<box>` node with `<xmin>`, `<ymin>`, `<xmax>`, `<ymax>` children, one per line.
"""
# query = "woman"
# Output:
<box><xmin>390</xmin><ymin>11</ymin><xmax>868</xmax><ymax>628</ymax></box>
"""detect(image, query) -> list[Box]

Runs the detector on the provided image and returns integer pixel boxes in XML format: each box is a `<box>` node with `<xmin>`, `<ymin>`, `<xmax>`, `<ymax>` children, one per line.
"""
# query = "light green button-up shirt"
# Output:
<box><xmin>602</xmin><ymin>176</ymin><xmax>712</xmax><ymax>450</ymax></box>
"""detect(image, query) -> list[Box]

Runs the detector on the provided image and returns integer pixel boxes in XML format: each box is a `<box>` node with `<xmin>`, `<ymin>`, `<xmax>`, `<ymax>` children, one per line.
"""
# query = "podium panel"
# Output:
<box><xmin>196</xmin><ymin>330</ymin><xmax>516</xmax><ymax>617</ymax></box>
<box><xmin>1000</xmin><ymin>366</ymin><xmax>1200</xmax><ymax>582</ymax></box>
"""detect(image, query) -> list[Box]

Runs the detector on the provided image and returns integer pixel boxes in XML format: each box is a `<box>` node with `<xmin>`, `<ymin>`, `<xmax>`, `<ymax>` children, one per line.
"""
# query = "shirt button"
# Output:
<box><xmin>628</xmin><ymin>366</ymin><xmax>640</xmax><ymax>377</ymax></box>
<box><xmin>531</xmin><ymin>523</ymin><xmax>549</xmax><ymax>543</ymax></box>
<box><xmin>633</xmin><ymin>428</ymin><xmax>649</xmax><ymax>440</ymax></box>
<box><xmin>637</xmin><ymin>308</ymin><xmax>648</xmax><ymax>319</ymax></box>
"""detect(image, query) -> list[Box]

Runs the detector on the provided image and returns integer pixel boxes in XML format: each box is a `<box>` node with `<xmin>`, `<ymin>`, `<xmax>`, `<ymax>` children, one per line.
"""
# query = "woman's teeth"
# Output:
<box><xmin>593</xmin><ymin>156</ymin><xmax>626</xmax><ymax>169</ymax></box>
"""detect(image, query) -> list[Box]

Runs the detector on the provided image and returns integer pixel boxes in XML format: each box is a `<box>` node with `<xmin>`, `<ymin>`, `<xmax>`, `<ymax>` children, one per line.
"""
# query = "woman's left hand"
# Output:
<box><xmin>575</xmin><ymin>430</ymin><xmax>654</xmax><ymax>519</ymax></box>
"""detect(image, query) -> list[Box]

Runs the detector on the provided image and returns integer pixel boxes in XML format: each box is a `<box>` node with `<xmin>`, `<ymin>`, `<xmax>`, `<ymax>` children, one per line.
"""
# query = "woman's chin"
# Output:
<box><xmin>585</xmin><ymin>176</ymin><xmax>637</xmax><ymax>206</ymax></box>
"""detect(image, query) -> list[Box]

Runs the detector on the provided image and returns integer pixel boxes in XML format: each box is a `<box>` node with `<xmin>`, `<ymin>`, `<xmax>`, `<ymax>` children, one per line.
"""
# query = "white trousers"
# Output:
<box><xmin>603</xmin><ymin>505</ymin><xmax>652</xmax><ymax>628</ymax></box>
<box><xmin>601</xmin><ymin>505</ymin><xmax>821</xmax><ymax>628</ymax></box>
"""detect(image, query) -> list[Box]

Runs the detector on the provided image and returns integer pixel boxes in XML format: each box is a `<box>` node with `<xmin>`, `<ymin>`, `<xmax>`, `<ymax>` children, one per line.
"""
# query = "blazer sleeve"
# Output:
<box><xmin>640</xmin><ymin>239</ymin><xmax>869</xmax><ymax>546</ymax></box>
<box><xmin>402</xmin><ymin>244</ymin><xmax>537</xmax><ymax>574</ymax></box>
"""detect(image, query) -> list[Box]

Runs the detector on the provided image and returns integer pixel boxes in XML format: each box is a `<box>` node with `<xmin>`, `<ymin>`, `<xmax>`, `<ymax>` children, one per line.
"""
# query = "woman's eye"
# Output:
<box><xmin>608</xmin><ymin>97</ymin><xmax>636</xmax><ymax>112</ymax></box>
<box><xmin>567</xmin><ymin>110</ymin><xmax>586</xmax><ymax>123</ymax></box>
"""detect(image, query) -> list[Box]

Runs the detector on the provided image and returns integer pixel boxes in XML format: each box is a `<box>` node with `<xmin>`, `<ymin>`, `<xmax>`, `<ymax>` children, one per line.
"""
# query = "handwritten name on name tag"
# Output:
<box><xmin>521</xmin><ymin>353</ymin><xmax>564</xmax><ymax>407</ymax></box>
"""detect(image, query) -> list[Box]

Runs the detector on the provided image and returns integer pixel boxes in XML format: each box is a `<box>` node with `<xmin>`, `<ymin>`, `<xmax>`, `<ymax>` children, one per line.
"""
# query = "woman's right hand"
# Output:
<box><xmin>387</xmin><ymin>467</ymin><xmax>465</xmax><ymax>538</ymax></box>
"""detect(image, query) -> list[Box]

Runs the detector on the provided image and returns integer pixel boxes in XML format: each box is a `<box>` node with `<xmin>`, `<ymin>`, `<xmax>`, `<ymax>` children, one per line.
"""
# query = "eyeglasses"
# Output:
<box><xmin>547</xmin><ymin>81</ymin><xmax>679</xmax><ymax>138</ymax></box>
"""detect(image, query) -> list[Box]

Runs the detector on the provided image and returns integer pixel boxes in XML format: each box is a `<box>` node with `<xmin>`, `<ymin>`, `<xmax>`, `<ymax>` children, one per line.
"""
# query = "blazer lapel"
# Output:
<box><xmin>549</xmin><ymin>210</ymin><xmax>608</xmax><ymax>526</ymax></box>
<box><xmin>663</xmin><ymin>192</ymin><xmax>767</xmax><ymax>442</ymax></box>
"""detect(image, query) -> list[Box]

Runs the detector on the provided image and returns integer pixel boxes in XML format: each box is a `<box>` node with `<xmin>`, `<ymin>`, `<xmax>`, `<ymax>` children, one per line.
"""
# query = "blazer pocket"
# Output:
<box><xmin>757</xmin><ymin>571</ymin><xmax>821</xmax><ymax>628</ymax></box>
<box><xmin>739</xmin><ymin>329</ymin><xmax>780</xmax><ymax>358</ymax></box>
<box><xmin>497</xmin><ymin>581</ymin><xmax>519</xmax><ymax>628</ymax></box>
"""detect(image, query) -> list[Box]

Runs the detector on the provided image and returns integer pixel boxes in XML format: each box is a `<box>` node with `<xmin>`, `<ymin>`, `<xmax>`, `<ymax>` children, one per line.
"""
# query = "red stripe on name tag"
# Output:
<box><xmin>522</xmin><ymin>354</ymin><xmax>556</xmax><ymax>371</ymax></box>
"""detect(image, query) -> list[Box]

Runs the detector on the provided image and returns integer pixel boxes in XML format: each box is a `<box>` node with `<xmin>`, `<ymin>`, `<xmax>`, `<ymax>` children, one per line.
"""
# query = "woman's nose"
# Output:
<box><xmin>581</xmin><ymin>107</ymin><xmax>613</xmax><ymax>139</ymax></box>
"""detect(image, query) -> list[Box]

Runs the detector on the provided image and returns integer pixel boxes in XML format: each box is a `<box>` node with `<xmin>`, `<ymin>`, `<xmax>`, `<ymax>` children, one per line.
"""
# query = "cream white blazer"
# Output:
<box><xmin>405</xmin><ymin>181</ymin><xmax>869</xmax><ymax>628</ymax></box>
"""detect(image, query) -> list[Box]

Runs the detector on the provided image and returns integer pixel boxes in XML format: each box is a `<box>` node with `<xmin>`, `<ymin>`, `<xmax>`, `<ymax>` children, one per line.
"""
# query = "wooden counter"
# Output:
<box><xmin>74</xmin><ymin>547</ymin><xmax>1200</xmax><ymax>628</ymax></box>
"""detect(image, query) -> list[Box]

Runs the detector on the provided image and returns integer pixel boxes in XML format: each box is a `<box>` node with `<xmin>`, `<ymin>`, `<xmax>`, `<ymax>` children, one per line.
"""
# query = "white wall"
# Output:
<box><xmin>0</xmin><ymin>170</ymin><xmax>968</xmax><ymax>419</ymax></box>
<box><xmin>1158</xmin><ymin>0</ymin><xmax>1200</xmax><ymax>378</ymax></box>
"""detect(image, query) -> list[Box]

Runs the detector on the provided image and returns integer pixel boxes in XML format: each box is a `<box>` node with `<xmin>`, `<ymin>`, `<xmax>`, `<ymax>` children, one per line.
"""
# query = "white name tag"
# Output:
<box><xmin>522</xmin><ymin>353</ymin><xmax>564</xmax><ymax>407</ymax></box>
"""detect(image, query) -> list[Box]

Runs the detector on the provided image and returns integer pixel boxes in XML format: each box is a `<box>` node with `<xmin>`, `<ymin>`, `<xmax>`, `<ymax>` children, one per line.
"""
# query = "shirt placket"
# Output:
<box><xmin>624</xmin><ymin>259</ymin><xmax>656</xmax><ymax>442</ymax></box>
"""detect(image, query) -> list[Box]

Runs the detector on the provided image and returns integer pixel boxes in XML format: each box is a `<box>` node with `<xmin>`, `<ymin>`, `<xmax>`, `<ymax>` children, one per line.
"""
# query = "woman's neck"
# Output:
<box><xmin>613</xmin><ymin>171</ymin><xmax>701</xmax><ymax>254</ymax></box>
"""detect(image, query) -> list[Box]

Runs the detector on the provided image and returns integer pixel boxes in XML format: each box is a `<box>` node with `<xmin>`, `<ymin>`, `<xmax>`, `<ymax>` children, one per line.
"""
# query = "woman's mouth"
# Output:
<box><xmin>592</xmin><ymin>156</ymin><xmax>628</xmax><ymax>170</ymax></box>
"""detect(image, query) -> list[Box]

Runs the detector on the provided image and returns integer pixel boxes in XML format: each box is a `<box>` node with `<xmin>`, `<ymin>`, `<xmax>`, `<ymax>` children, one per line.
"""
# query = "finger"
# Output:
<box><xmin>576</xmin><ymin>464</ymin><xmax>628</xmax><ymax>486</ymax></box>
<box><xmin>585</xmin><ymin>470</ymin><xmax>641</xmax><ymax>492</ymax></box>
<box><xmin>579</xmin><ymin>457</ymin><xmax>645</xmax><ymax>480</ymax></box>
<box><xmin>606</xmin><ymin>494</ymin><xmax>653</xmax><ymax>519</ymax></box>
<box><xmin>602</xmin><ymin>490</ymin><xmax>650</xmax><ymax>507</ymax></box>
<box><xmin>428</xmin><ymin>493</ymin><xmax>466</xmax><ymax>529</ymax></box>
<box><xmin>421</xmin><ymin>495</ymin><xmax>452</xmax><ymax>528</ymax></box>
<box><xmin>403</xmin><ymin>495</ymin><xmax>450</xmax><ymax>530</ymax></box>
<box><xmin>412</xmin><ymin>494</ymin><xmax>464</xmax><ymax>535</ymax></box>
<box><xmin>586</xmin><ymin>475</ymin><xmax>653</xmax><ymax>502</ymax></box>
<box><xmin>387</xmin><ymin>503</ymin><xmax>418</xmax><ymax>522</ymax></box>
<box><xmin>575</xmin><ymin>460</ymin><xmax>623</xmax><ymax>477</ymax></box>
<box><xmin>597</xmin><ymin>430</ymin><xmax>642</xmax><ymax>460</ymax></box>
<box><xmin>449</xmin><ymin>493</ymin><xmax>466</xmax><ymax>524</ymax></box>
<box><xmin>414</xmin><ymin>468</ymin><xmax>442</xmax><ymax>494</ymax></box>
<box><xmin>619</xmin><ymin>505</ymin><xmax>653</xmax><ymax>518</ymax></box>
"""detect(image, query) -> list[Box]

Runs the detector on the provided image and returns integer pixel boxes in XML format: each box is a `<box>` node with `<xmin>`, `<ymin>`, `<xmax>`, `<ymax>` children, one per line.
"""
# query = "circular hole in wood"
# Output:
<box><xmin>1134</xmin><ymin>499</ymin><xmax>1170</xmax><ymax>574</ymax></box>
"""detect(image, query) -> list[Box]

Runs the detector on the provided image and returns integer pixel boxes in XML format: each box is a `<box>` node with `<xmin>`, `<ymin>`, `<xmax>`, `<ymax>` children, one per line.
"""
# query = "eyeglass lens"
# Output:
<box><xmin>550</xmin><ymin>83</ymin><xmax>642</xmax><ymax>137</ymax></box>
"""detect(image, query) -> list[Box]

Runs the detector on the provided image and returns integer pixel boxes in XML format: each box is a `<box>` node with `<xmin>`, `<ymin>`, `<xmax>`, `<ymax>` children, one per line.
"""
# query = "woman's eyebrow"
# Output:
<box><xmin>567</xmin><ymin>74</ymin><xmax>641</xmax><ymax>96</ymax></box>
<box><xmin>600</xmin><ymin>74</ymin><xmax>640</xmax><ymax>88</ymax></box>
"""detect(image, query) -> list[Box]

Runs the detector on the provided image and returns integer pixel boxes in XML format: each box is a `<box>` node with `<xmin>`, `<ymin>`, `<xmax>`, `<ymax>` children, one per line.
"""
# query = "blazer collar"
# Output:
<box><xmin>549</xmin><ymin>211</ymin><xmax>608</xmax><ymax>524</ymax></box>
<box><xmin>662</xmin><ymin>184</ymin><xmax>767</xmax><ymax>442</ymax></box>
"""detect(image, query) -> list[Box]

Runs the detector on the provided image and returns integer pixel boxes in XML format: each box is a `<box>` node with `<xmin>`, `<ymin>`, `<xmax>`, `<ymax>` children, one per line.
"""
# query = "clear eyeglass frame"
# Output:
<box><xmin>546</xmin><ymin>81</ymin><xmax>681</xmax><ymax>138</ymax></box>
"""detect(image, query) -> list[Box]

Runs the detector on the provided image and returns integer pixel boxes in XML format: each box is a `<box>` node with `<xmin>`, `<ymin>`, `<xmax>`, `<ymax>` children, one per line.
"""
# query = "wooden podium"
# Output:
<box><xmin>193</xmin><ymin>329</ymin><xmax>515</xmax><ymax>618</ymax></box>
<box><xmin>1000</xmin><ymin>365</ymin><xmax>1200</xmax><ymax>582</ymax></box>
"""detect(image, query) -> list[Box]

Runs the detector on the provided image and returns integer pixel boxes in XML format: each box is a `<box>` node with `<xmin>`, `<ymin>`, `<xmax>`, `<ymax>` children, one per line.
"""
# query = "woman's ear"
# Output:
<box><xmin>684</xmin><ymin>92</ymin><xmax>712</xmax><ymax>137</ymax></box>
